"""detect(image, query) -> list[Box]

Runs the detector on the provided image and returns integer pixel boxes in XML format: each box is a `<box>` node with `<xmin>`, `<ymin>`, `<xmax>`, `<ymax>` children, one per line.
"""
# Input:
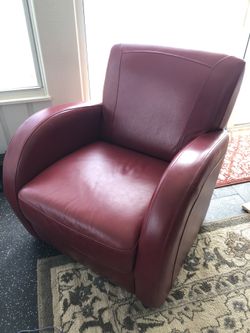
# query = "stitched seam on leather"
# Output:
<box><xmin>213</xmin><ymin>62</ymin><xmax>243</xmax><ymax>127</ymax></box>
<box><xmin>110</xmin><ymin>45</ymin><xmax>123</xmax><ymax>141</ymax></box>
<box><xmin>176</xmin><ymin>56</ymin><xmax>233</xmax><ymax>153</ymax></box>
<box><xmin>135</xmin><ymin>132</ymin><xmax>226</xmax><ymax>298</ymax></box>
<box><xmin>208</xmin><ymin>56</ymin><xmax>235</xmax><ymax>128</ymax></box>
<box><xmin>15</xmin><ymin>105</ymin><xmax>100</xmax><ymax>191</ymax></box>
<box><xmin>123</xmin><ymin>50</ymin><xmax>212</xmax><ymax>68</ymax></box>
<box><xmin>181</xmin><ymin>133</ymin><xmax>226</xmax><ymax>193</ymax></box>
<box><xmin>173</xmin><ymin>58</ymin><xmax>226</xmax><ymax>155</ymax></box>
<box><xmin>171</xmin><ymin>132</ymin><xmax>226</xmax><ymax>203</ymax></box>
<box><xmin>161</xmin><ymin>133</ymin><xmax>226</xmax><ymax>276</ymax></box>
<box><xmin>67</xmin><ymin>244</ymin><xmax>133</xmax><ymax>275</ymax></box>
<box><xmin>13</xmin><ymin>106</ymin><xmax>76</xmax><ymax>234</ymax></box>
<box><xmin>151</xmin><ymin>133</ymin><xmax>226</xmax><ymax>297</ymax></box>
<box><xmin>19</xmin><ymin>197</ymin><xmax>138</xmax><ymax>254</ymax></box>
<box><xmin>14</xmin><ymin>105</ymin><xmax>101</xmax><ymax>232</ymax></box>
<box><xmin>170</xmin><ymin>155</ymin><xmax>225</xmax><ymax>286</ymax></box>
<box><xmin>142</xmin><ymin>131</ymin><xmax>226</xmax><ymax>247</ymax></box>
<box><xmin>210</xmin><ymin>55</ymin><xmax>231</xmax><ymax>70</ymax></box>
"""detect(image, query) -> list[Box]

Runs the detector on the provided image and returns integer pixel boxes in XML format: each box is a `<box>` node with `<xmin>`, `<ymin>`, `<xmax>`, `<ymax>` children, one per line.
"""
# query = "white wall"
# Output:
<box><xmin>84</xmin><ymin>0</ymin><xmax>249</xmax><ymax>100</ymax></box>
<box><xmin>33</xmin><ymin>0</ymin><xmax>89</xmax><ymax>105</ymax></box>
<box><xmin>0</xmin><ymin>100</ymin><xmax>51</xmax><ymax>153</ymax></box>
<box><xmin>228</xmin><ymin>38</ymin><xmax>250</xmax><ymax>126</ymax></box>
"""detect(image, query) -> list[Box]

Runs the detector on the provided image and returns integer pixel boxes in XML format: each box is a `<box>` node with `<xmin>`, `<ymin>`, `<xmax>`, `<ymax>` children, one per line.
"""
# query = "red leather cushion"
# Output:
<box><xmin>18</xmin><ymin>142</ymin><xmax>167</xmax><ymax>273</ymax></box>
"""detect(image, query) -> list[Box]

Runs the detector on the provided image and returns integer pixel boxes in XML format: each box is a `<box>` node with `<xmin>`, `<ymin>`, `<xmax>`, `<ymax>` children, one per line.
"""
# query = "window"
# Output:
<box><xmin>0</xmin><ymin>0</ymin><xmax>48</xmax><ymax>103</ymax></box>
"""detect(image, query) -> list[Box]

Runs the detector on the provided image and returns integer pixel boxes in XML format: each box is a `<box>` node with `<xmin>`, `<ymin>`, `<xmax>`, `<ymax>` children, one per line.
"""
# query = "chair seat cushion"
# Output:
<box><xmin>19</xmin><ymin>141</ymin><xmax>167</xmax><ymax>273</ymax></box>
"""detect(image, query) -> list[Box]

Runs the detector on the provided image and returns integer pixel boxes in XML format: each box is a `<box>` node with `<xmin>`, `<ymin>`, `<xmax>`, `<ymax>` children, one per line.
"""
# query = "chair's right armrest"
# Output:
<box><xmin>3</xmin><ymin>102</ymin><xmax>102</xmax><ymax>235</ymax></box>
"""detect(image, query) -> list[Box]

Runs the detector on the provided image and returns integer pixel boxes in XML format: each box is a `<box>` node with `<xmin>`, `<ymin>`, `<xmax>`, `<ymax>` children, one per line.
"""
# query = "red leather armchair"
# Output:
<box><xmin>3</xmin><ymin>44</ymin><xmax>245</xmax><ymax>307</ymax></box>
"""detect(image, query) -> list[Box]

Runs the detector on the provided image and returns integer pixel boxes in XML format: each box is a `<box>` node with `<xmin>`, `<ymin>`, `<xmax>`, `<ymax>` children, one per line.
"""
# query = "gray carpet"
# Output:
<box><xmin>0</xmin><ymin>193</ymin><xmax>59</xmax><ymax>333</ymax></box>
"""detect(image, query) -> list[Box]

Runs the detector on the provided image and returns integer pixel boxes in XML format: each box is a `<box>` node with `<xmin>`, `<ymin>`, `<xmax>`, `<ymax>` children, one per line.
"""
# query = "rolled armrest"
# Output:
<box><xmin>135</xmin><ymin>130</ymin><xmax>229</xmax><ymax>307</ymax></box>
<box><xmin>3</xmin><ymin>102</ymin><xmax>102</xmax><ymax>235</ymax></box>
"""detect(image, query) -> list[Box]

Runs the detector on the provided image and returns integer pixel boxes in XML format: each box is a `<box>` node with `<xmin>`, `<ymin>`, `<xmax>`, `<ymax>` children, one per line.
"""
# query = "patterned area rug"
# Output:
<box><xmin>37</xmin><ymin>215</ymin><xmax>250</xmax><ymax>333</ymax></box>
<box><xmin>216</xmin><ymin>127</ymin><xmax>250</xmax><ymax>187</ymax></box>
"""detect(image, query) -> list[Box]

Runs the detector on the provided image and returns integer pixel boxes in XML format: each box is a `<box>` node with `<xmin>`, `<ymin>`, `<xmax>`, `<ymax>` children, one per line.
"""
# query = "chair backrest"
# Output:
<box><xmin>102</xmin><ymin>44</ymin><xmax>245</xmax><ymax>161</ymax></box>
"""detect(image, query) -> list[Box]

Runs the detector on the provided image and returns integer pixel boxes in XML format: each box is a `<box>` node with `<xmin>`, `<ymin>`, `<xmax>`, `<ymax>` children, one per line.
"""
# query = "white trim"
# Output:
<box><xmin>27</xmin><ymin>0</ymin><xmax>49</xmax><ymax>95</ymax></box>
<box><xmin>23</xmin><ymin>0</ymin><xmax>43</xmax><ymax>88</ymax></box>
<box><xmin>73</xmin><ymin>0</ymin><xmax>89</xmax><ymax>101</ymax></box>
<box><xmin>0</xmin><ymin>95</ymin><xmax>51</xmax><ymax>106</ymax></box>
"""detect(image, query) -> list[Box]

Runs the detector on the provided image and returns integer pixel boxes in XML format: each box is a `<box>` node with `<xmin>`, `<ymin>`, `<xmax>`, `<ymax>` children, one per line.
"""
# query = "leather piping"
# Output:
<box><xmin>170</xmin><ymin>155</ymin><xmax>225</xmax><ymax>286</ymax></box>
<box><xmin>19</xmin><ymin>196</ymin><xmax>139</xmax><ymax>254</ymax></box>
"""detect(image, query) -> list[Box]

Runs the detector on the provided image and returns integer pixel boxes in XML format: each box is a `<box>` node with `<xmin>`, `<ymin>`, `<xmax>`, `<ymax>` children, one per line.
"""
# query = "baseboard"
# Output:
<box><xmin>0</xmin><ymin>153</ymin><xmax>4</xmax><ymax>192</ymax></box>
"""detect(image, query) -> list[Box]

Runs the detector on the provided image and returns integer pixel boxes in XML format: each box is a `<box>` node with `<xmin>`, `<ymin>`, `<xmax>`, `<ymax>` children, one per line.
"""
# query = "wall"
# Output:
<box><xmin>33</xmin><ymin>0</ymin><xmax>89</xmax><ymax>106</ymax></box>
<box><xmin>0</xmin><ymin>100</ymin><xmax>51</xmax><ymax>154</ymax></box>
<box><xmin>228</xmin><ymin>35</ymin><xmax>250</xmax><ymax>127</ymax></box>
<box><xmin>85</xmin><ymin>0</ymin><xmax>249</xmax><ymax>100</ymax></box>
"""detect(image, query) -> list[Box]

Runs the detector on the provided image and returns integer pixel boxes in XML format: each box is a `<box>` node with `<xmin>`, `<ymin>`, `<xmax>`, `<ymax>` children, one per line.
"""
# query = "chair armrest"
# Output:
<box><xmin>3</xmin><ymin>102</ymin><xmax>102</xmax><ymax>235</ymax></box>
<box><xmin>135</xmin><ymin>130</ymin><xmax>229</xmax><ymax>307</ymax></box>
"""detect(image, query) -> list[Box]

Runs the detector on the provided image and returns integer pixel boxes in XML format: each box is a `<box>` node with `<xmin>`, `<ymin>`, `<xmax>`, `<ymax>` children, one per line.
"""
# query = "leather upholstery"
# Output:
<box><xmin>102</xmin><ymin>44</ymin><xmax>244</xmax><ymax>161</ymax></box>
<box><xmin>135</xmin><ymin>131</ymin><xmax>228</xmax><ymax>305</ymax></box>
<box><xmin>3</xmin><ymin>102</ymin><xmax>102</xmax><ymax>236</ymax></box>
<box><xmin>3</xmin><ymin>44</ymin><xmax>245</xmax><ymax>307</ymax></box>
<box><xmin>19</xmin><ymin>142</ymin><xmax>166</xmax><ymax>273</ymax></box>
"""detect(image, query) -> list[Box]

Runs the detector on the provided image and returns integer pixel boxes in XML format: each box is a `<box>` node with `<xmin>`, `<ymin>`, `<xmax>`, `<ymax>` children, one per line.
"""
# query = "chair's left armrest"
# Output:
<box><xmin>3</xmin><ymin>102</ymin><xmax>102</xmax><ymax>235</ymax></box>
<box><xmin>135</xmin><ymin>130</ymin><xmax>229</xmax><ymax>307</ymax></box>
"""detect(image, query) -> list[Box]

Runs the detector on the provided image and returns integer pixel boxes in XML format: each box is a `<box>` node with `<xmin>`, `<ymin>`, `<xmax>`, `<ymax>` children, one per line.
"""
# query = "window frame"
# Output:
<box><xmin>0</xmin><ymin>0</ymin><xmax>50</xmax><ymax>105</ymax></box>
